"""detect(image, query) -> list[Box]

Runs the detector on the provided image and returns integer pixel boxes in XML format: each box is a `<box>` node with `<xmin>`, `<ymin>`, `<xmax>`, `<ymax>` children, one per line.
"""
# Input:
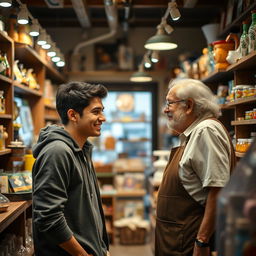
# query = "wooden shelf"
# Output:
<box><xmin>45</xmin><ymin>63</ymin><xmax>66</xmax><ymax>84</ymax></box>
<box><xmin>115</xmin><ymin>169</ymin><xmax>145</xmax><ymax>173</ymax></box>
<box><xmin>118</xmin><ymin>138</ymin><xmax>150</xmax><ymax>142</ymax></box>
<box><xmin>225</xmin><ymin>97</ymin><xmax>256</xmax><ymax>107</ymax></box>
<box><xmin>44</xmin><ymin>115</ymin><xmax>60</xmax><ymax>121</ymax></box>
<box><xmin>105</xmin><ymin>120</ymin><xmax>151</xmax><ymax>124</ymax></box>
<box><xmin>15</xmin><ymin>43</ymin><xmax>44</xmax><ymax>68</ymax></box>
<box><xmin>96</xmin><ymin>172</ymin><xmax>114</xmax><ymax>177</ymax></box>
<box><xmin>0</xmin><ymin>148</ymin><xmax>11</xmax><ymax>156</ymax></box>
<box><xmin>14</xmin><ymin>42</ymin><xmax>65</xmax><ymax>83</ymax></box>
<box><xmin>0</xmin><ymin>74</ymin><xmax>12</xmax><ymax>84</ymax></box>
<box><xmin>227</xmin><ymin>51</ymin><xmax>256</xmax><ymax>72</ymax></box>
<box><xmin>201</xmin><ymin>69</ymin><xmax>233</xmax><ymax>84</ymax></box>
<box><xmin>14</xmin><ymin>82</ymin><xmax>42</xmax><ymax>97</ymax></box>
<box><xmin>0</xmin><ymin>201</ymin><xmax>31</xmax><ymax>233</ymax></box>
<box><xmin>235</xmin><ymin>152</ymin><xmax>245</xmax><ymax>158</ymax></box>
<box><xmin>218</xmin><ymin>2</ymin><xmax>256</xmax><ymax>38</ymax></box>
<box><xmin>231</xmin><ymin>119</ymin><xmax>256</xmax><ymax>126</ymax></box>
<box><xmin>116</xmin><ymin>189</ymin><xmax>146</xmax><ymax>197</ymax></box>
<box><xmin>0</xmin><ymin>114</ymin><xmax>12</xmax><ymax>119</ymax></box>
<box><xmin>44</xmin><ymin>103</ymin><xmax>56</xmax><ymax>110</ymax></box>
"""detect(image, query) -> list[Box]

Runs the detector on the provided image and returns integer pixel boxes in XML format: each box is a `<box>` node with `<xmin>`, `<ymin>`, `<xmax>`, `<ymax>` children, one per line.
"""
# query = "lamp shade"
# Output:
<box><xmin>130</xmin><ymin>71</ymin><xmax>152</xmax><ymax>82</ymax></box>
<box><xmin>144</xmin><ymin>34</ymin><xmax>177</xmax><ymax>50</ymax></box>
<box><xmin>0</xmin><ymin>0</ymin><xmax>12</xmax><ymax>7</ymax></box>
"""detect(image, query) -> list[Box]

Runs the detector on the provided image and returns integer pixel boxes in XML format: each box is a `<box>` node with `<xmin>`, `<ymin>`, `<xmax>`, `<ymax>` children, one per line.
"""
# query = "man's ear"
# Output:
<box><xmin>185</xmin><ymin>98</ymin><xmax>194</xmax><ymax>114</ymax></box>
<box><xmin>67</xmin><ymin>109</ymin><xmax>78</xmax><ymax>122</ymax></box>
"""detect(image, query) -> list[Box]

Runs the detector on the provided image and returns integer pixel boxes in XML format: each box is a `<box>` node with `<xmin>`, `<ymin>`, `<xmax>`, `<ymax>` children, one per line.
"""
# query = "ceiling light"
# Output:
<box><xmin>17</xmin><ymin>4</ymin><xmax>29</xmax><ymax>24</ymax></box>
<box><xmin>144</xmin><ymin>52</ymin><xmax>152</xmax><ymax>68</ymax></box>
<box><xmin>29</xmin><ymin>19</ymin><xmax>39</xmax><ymax>37</ymax></box>
<box><xmin>0</xmin><ymin>0</ymin><xmax>12</xmax><ymax>7</ymax></box>
<box><xmin>52</xmin><ymin>49</ymin><xmax>61</xmax><ymax>62</ymax></box>
<box><xmin>37</xmin><ymin>29</ymin><xmax>46</xmax><ymax>45</ymax></box>
<box><xmin>42</xmin><ymin>35</ymin><xmax>51</xmax><ymax>49</ymax></box>
<box><xmin>56</xmin><ymin>60</ymin><xmax>65</xmax><ymax>67</ymax></box>
<box><xmin>169</xmin><ymin>1</ymin><xmax>181</xmax><ymax>21</ymax></box>
<box><xmin>144</xmin><ymin>25</ymin><xmax>177</xmax><ymax>51</ymax></box>
<box><xmin>162</xmin><ymin>18</ymin><xmax>174</xmax><ymax>34</ymax></box>
<box><xmin>151</xmin><ymin>50</ymin><xmax>159</xmax><ymax>63</ymax></box>
<box><xmin>47</xmin><ymin>42</ymin><xmax>56</xmax><ymax>57</ymax></box>
<box><xmin>130</xmin><ymin>64</ymin><xmax>152</xmax><ymax>82</ymax></box>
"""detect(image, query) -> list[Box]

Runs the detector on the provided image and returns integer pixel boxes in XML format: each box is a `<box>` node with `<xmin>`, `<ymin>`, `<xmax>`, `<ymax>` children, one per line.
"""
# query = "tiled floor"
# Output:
<box><xmin>109</xmin><ymin>243</ymin><xmax>153</xmax><ymax>256</ymax></box>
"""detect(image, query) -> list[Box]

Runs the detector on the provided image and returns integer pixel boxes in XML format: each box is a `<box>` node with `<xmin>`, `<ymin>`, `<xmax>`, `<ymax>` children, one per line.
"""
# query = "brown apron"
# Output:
<box><xmin>155</xmin><ymin>119</ymin><xmax>236</xmax><ymax>256</ymax></box>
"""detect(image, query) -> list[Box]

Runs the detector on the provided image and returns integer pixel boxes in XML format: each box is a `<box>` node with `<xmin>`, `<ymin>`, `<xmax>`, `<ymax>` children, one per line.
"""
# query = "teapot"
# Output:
<box><xmin>226</xmin><ymin>34</ymin><xmax>241</xmax><ymax>65</ymax></box>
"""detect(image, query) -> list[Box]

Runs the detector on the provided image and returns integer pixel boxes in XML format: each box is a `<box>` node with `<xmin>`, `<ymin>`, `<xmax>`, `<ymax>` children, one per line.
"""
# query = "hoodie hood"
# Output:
<box><xmin>32</xmin><ymin>125</ymin><xmax>81</xmax><ymax>158</ymax></box>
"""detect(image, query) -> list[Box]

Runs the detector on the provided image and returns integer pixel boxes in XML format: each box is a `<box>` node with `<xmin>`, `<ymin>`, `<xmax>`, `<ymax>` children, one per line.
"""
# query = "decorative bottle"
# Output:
<box><xmin>248</xmin><ymin>10</ymin><xmax>256</xmax><ymax>53</ymax></box>
<box><xmin>240</xmin><ymin>21</ymin><xmax>249</xmax><ymax>57</ymax></box>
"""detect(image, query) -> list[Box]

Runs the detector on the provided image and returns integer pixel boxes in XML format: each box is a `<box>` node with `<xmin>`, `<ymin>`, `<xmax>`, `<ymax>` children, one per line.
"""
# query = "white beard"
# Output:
<box><xmin>167</xmin><ymin>109</ymin><xmax>186</xmax><ymax>131</ymax></box>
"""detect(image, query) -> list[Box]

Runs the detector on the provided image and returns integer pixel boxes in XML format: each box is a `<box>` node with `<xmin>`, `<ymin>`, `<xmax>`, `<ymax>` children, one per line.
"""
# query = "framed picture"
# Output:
<box><xmin>94</xmin><ymin>43</ymin><xmax>118</xmax><ymax>70</ymax></box>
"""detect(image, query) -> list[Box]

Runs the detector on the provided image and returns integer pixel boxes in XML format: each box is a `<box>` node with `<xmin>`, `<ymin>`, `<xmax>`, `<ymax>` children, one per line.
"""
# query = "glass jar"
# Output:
<box><xmin>0</xmin><ymin>90</ymin><xmax>5</xmax><ymax>114</ymax></box>
<box><xmin>248</xmin><ymin>86</ymin><xmax>256</xmax><ymax>97</ymax></box>
<box><xmin>234</xmin><ymin>85</ymin><xmax>244</xmax><ymax>100</ymax></box>
<box><xmin>242</xmin><ymin>86</ymin><xmax>252</xmax><ymax>98</ymax></box>
<box><xmin>245</xmin><ymin>110</ymin><xmax>254</xmax><ymax>120</ymax></box>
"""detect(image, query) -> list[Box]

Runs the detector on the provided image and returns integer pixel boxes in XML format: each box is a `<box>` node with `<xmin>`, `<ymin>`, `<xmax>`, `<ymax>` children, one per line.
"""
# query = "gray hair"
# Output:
<box><xmin>168</xmin><ymin>78</ymin><xmax>220</xmax><ymax>118</ymax></box>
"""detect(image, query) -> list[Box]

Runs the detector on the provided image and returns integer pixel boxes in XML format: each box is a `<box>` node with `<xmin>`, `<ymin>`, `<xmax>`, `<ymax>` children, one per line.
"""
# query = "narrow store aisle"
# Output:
<box><xmin>110</xmin><ymin>243</ymin><xmax>153</xmax><ymax>256</ymax></box>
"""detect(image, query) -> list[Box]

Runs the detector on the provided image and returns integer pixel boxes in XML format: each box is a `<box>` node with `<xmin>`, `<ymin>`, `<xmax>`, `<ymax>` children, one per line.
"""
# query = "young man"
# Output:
<box><xmin>155</xmin><ymin>79</ymin><xmax>236</xmax><ymax>256</ymax></box>
<box><xmin>32</xmin><ymin>82</ymin><xmax>109</xmax><ymax>256</ymax></box>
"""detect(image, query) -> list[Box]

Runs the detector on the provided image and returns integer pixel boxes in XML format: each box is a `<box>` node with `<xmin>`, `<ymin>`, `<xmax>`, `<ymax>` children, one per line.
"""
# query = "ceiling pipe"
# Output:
<box><xmin>73</xmin><ymin>0</ymin><xmax>118</xmax><ymax>55</ymax></box>
<box><xmin>71</xmin><ymin>0</ymin><xmax>91</xmax><ymax>28</ymax></box>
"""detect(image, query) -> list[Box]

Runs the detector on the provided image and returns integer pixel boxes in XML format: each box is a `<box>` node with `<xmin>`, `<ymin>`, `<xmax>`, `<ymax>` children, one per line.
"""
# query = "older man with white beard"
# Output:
<box><xmin>155</xmin><ymin>79</ymin><xmax>236</xmax><ymax>256</ymax></box>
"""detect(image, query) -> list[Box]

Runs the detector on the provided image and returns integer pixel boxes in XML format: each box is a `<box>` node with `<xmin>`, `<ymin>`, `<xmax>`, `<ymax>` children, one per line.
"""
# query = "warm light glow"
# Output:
<box><xmin>56</xmin><ymin>61</ymin><xmax>65</xmax><ymax>67</ymax></box>
<box><xmin>47</xmin><ymin>51</ymin><xmax>56</xmax><ymax>57</ymax></box>
<box><xmin>17</xmin><ymin>4</ymin><xmax>29</xmax><ymax>24</ymax></box>
<box><xmin>130</xmin><ymin>76</ymin><xmax>152</xmax><ymax>82</ymax></box>
<box><xmin>145</xmin><ymin>42</ymin><xmax>177</xmax><ymax>50</ymax></box>
<box><xmin>0</xmin><ymin>0</ymin><xmax>12</xmax><ymax>7</ymax></box>
<box><xmin>52</xmin><ymin>56</ymin><xmax>60</xmax><ymax>62</ymax></box>
<box><xmin>42</xmin><ymin>43</ymin><xmax>51</xmax><ymax>49</ymax></box>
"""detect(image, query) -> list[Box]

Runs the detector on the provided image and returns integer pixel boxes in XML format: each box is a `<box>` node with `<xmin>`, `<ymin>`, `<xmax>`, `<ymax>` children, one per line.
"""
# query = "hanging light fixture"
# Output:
<box><xmin>144</xmin><ymin>24</ymin><xmax>177</xmax><ymax>51</ymax></box>
<box><xmin>56</xmin><ymin>54</ymin><xmax>65</xmax><ymax>67</ymax></box>
<box><xmin>37</xmin><ymin>29</ymin><xmax>47</xmax><ymax>45</ymax></box>
<box><xmin>130</xmin><ymin>64</ymin><xmax>152</xmax><ymax>82</ymax></box>
<box><xmin>29</xmin><ymin>19</ymin><xmax>39</xmax><ymax>37</ymax></box>
<box><xmin>151</xmin><ymin>50</ymin><xmax>159</xmax><ymax>63</ymax></box>
<box><xmin>52</xmin><ymin>48</ymin><xmax>61</xmax><ymax>62</ymax></box>
<box><xmin>42</xmin><ymin>35</ymin><xmax>51</xmax><ymax>49</ymax></box>
<box><xmin>144</xmin><ymin>52</ymin><xmax>152</xmax><ymax>69</ymax></box>
<box><xmin>169</xmin><ymin>1</ymin><xmax>181</xmax><ymax>21</ymax></box>
<box><xmin>0</xmin><ymin>0</ymin><xmax>12</xmax><ymax>7</ymax></box>
<box><xmin>17</xmin><ymin>4</ymin><xmax>29</xmax><ymax>24</ymax></box>
<box><xmin>47</xmin><ymin>42</ymin><xmax>57</xmax><ymax>57</ymax></box>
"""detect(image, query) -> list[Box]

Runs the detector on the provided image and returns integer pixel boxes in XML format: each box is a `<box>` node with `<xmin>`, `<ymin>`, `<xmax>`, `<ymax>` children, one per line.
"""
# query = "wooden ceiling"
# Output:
<box><xmin>17</xmin><ymin>0</ymin><xmax>225</xmax><ymax>28</ymax></box>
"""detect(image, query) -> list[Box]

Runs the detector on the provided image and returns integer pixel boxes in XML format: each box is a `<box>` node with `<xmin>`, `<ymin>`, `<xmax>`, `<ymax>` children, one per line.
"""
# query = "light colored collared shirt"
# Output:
<box><xmin>178</xmin><ymin>116</ymin><xmax>231</xmax><ymax>205</ymax></box>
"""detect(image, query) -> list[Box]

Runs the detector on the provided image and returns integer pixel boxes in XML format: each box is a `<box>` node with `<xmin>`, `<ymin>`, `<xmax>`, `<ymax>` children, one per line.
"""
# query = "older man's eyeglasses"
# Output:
<box><xmin>165</xmin><ymin>100</ymin><xmax>185</xmax><ymax>109</ymax></box>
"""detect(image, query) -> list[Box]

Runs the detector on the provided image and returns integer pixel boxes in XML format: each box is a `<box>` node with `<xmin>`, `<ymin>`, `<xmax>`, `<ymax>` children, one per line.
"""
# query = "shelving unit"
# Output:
<box><xmin>96</xmin><ymin>170</ymin><xmax>116</xmax><ymax>244</ymax></box>
<box><xmin>0</xmin><ymin>29</ymin><xmax>65</xmax><ymax>249</ymax></box>
<box><xmin>202</xmin><ymin>45</ymin><xmax>256</xmax><ymax>160</ymax></box>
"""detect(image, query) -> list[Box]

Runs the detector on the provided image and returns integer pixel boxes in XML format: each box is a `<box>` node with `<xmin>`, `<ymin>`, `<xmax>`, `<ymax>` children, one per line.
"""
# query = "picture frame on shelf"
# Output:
<box><xmin>94</xmin><ymin>43</ymin><xmax>118</xmax><ymax>70</ymax></box>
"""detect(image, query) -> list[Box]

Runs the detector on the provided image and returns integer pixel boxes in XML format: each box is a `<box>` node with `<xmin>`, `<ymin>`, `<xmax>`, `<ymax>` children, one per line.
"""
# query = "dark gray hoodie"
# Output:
<box><xmin>32</xmin><ymin>125</ymin><xmax>109</xmax><ymax>256</ymax></box>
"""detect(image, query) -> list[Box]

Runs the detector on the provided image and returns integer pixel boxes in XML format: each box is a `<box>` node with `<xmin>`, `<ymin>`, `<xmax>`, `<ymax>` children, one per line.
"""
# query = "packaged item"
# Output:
<box><xmin>0</xmin><ymin>90</ymin><xmax>5</xmax><ymax>114</ymax></box>
<box><xmin>234</xmin><ymin>85</ymin><xmax>243</xmax><ymax>99</ymax></box>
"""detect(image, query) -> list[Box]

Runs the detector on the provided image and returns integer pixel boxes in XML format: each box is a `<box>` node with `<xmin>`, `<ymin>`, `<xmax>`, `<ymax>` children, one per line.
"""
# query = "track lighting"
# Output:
<box><xmin>29</xmin><ymin>19</ymin><xmax>39</xmax><ymax>37</ymax></box>
<box><xmin>169</xmin><ymin>1</ymin><xmax>181</xmax><ymax>21</ymax></box>
<box><xmin>144</xmin><ymin>52</ymin><xmax>152</xmax><ymax>68</ymax></box>
<box><xmin>17</xmin><ymin>4</ymin><xmax>29</xmax><ymax>24</ymax></box>
<box><xmin>151</xmin><ymin>51</ymin><xmax>159</xmax><ymax>63</ymax></box>
<box><xmin>56</xmin><ymin>54</ymin><xmax>65</xmax><ymax>67</ymax></box>
<box><xmin>42</xmin><ymin>35</ymin><xmax>51</xmax><ymax>49</ymax></box>
<box><xmin>161</xmin><ymin>18</ymin><xmax>174</xmax><ymax>34</ymax></box>
<box><xmin>47</xmin><ymin>42</ymin><xmax>57</xmax><ymax>57</ymax></box>
<box><xmin>52</xmin><ymin>49</ymin><xmax>61</xmax><ymax>62</ymax></box>
<box><xmin>37</xmin><ymin>29</ymin><xmax>47</xmax><ymax>45</ymax></box>
<box><xmin>0</xmin><ymin>0</ymin><xmax>12</xmax><ymax>7</ymax></box>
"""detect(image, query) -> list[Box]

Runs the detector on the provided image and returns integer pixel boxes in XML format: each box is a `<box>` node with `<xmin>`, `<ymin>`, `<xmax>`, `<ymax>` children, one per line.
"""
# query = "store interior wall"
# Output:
<box><xmin>48</xmin><ymin>26</ymin><xmax>208</xmax><ymax>148</ymax></box>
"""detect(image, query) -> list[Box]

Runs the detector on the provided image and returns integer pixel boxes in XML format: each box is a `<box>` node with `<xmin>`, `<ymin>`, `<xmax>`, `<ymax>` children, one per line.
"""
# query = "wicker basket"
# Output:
<box><xmin>119</xmin><ymin>226</ymin><xmax>146</xmax><ymax>245</ymax></box>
